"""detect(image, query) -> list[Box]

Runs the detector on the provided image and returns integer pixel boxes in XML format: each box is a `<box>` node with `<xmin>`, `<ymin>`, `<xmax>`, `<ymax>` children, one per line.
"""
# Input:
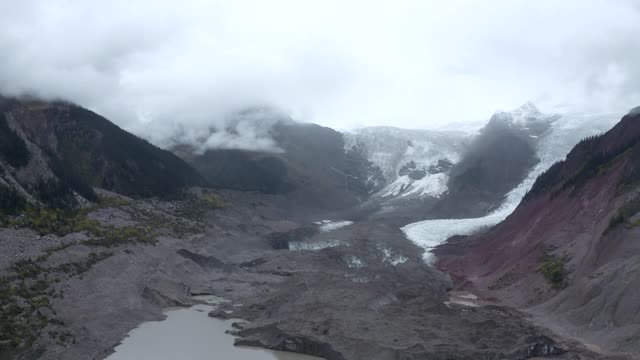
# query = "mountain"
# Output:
<box><xmin>435</xmin><ymin>107</ymin><xmax>640</xmax><ymax>356</ymax></box>
<box><xmin>347</xmin><ymin>103</ymin><xmax>568</xmax><ymax>224</ymax></box>
<box><xmin>0</xmin><ymin>95</ymin><xmax>623</xmax><ymax>360</ymax></box>
<box><xmin>430</xmin><ymin>102</ymin><xmax>558</xmax><ymax>218</ymax></box>
<box><xmin>175</xmin><ymin>103</ymin><xmax>560</xmax><ymax>218</ymax></box>
<box><xmin>402</xmin><ymin>109</ymin><xmax>617</xmax><ymax>262</ymax></box>
<box><xmin>173</xmin><ymin>108</ymin><xmax>383</xmax><ymax>211</ymax></box>
<box><xmin>343</xmin><ymin>127</ymin><xmax>468</xmax><ymax>199</ymax></box>
<box><xmin>0</xmin><ymin>96</ymin><xmax>206</xmax><ymax>210</ymax></box>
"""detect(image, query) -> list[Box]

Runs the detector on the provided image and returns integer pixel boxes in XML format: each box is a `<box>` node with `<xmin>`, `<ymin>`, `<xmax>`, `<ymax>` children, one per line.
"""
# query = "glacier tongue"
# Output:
<box><xmin>402</xmin><ymin>111</ymin><xmax>620</xmax><ymax>263</ymax></box>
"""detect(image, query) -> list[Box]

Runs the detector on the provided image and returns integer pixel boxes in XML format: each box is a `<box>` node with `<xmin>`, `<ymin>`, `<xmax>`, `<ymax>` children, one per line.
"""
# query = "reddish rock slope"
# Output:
<box><xmin>435</xmin><ymin>108</ymin><xmax>640</xmax><ymax>358</ymax></box>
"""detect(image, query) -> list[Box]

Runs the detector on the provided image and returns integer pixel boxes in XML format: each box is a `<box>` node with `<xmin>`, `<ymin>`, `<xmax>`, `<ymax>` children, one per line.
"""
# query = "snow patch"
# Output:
<box><xmin>289</xmin><ymin>239</ymin><xmax>341</xmax><ymax>251</ymax></box>
<box><xmin>377</xmin><ymin>246</ymin><xmax>408</xmax><ymax>265</ymax></box>
<box><xmin>346</xmin><ymin>256</ymin><xmax>365</xmax><ymax>269</ymax></box>
<box><xmin>510</xmin><ymin>101</ymin><xmax>542</xmax><ymax>125</ymax></box>
<box><xmin>401</xmin><ymin>173</ymin><xmax>448</xmax><ymax>197</ymax></box>
<box><xmin>382</xmin><ymin>173</ymin><xmax>449</xmax><ymax>198</ymax></box>
<box><xmin>383</xmin><ymin>176</ymin><xmax>412</xmax><ymax>197</ymax></box>
<box><xmin>318</xmin><ymin>220</ymin><xmax>353</xmax><ymax>232</ymax></box>
<box><xmin>346</xmin><ymin>275</ymin><xmax>369</xmax><ymax>283</ymax></box>
<box><xmin>404</xmin><ymin>144</ymin><xmax>416</xmax><ymax>156</ymax></box>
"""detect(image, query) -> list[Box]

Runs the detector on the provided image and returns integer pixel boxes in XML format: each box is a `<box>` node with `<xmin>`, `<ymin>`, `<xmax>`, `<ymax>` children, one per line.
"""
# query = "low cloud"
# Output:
<box><xmin>1</xmin><ymin>0</ymin><xmax>639</xmax><ymax>150</ymax></box>
<box><xmin>149</xmin><ymin>107</ymin><xmax>287</xmax><ymax>154</ymax></box>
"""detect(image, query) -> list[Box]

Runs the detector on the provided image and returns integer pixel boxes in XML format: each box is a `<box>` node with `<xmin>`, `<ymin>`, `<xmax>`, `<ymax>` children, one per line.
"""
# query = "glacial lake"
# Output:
<box><xmin>106</xmin><ymin>302</ymin><xmax>323</xmax><ymax>360</ymax></box>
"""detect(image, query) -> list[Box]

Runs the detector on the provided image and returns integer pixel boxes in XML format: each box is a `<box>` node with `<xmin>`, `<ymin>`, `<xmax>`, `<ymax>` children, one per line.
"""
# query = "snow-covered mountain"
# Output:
<box><xmin>403</xmin><ymin>107</ymin><xmax>620</xmax><ymax>262</ymax></box>
<box><xmin>343</xmin><ymin>127</ymin><xmax>469</xmax><ymax>199</ymax></box>
<box><xmin>343</xmin><ymin>102</ymin><xmax>560</xmax><ymax>203</ymax></box>
<box><xmin>489</xmin><ymin>101</ymin><xmax>559</xmax><ymax>137</ymax></box>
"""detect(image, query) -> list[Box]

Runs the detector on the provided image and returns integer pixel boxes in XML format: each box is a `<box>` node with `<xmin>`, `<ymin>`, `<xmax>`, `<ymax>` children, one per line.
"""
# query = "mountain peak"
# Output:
<box><xmin>511</xmin><ymin>101</ymin><xmax>541</xmax><ymax>119</ymax></box>
<box><xmin>629</xmin><ymin>105</ymin><xmax>640</xmax><ymax>116</ymax></box>
<box><xmin>0</xmin><ymin>96</ymin><xmax>206</xmax><ymax>208</ymax></box>
<box><xmin>487</xmin><ymin>102</ymin><xmax>557</xmax><ymax>133</ymax></box>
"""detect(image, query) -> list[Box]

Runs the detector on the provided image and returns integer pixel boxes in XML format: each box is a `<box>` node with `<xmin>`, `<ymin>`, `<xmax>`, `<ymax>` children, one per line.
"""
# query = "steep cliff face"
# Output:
<box><xmin>436</xmin><ymin>107</ymin><xmax>640</xmax><ymax>356</ymax></box>
<box><xmin>0</xmin><ymin>96</ymin><xmax>206</xmax><ymax>209</ymax></box>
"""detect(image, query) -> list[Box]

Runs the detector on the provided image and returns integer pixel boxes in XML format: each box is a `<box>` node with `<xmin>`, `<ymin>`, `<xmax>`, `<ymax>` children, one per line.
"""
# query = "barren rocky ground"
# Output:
<box><xmin>0</xmin><ymin>188</ymin><xmax>619</xmax><ymax>360</ymax></box>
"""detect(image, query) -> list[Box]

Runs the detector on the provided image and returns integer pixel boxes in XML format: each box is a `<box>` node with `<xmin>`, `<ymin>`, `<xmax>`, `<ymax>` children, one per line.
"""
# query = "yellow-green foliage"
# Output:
<box><xmin>13</xmin><ymin>204</ymin><xmax>155</xmax><ymax>257</ymax></box>
<box><xmin>175</xmin><ymin>191</ymin><xmax>226</xmax><ymax>221</ymax></box>
<box><xmin>17</xmin><ymin>206</ymin><xmax>101</xmax><ymax>236</ymax></box>
<box><xmin>10</xmin><ymin>259</ymin><xmax>45</xmax><ymax>280</ymax></box>
<box><xmin>2</xmin><ymin>231</ymin><xmax>146</xmax><ymax>350</ymax></box>
<box><xmin>55</xmin><ymin>251</ymin><xmax>113</xmax><ymax>275</ymax></box>
<box><xmin>199</xmin><ymin>192</ymin><xmax>226</xmax><ymax>208</ymax></box>
<box><xmin>97</xmin><ymin>194</ymin><xmax>131</xmax><ymax>208</ymax></box>
<box><xmin>85</xmin><ymin>225</ymin><xmax>153</xmax><ymax>247</ymax></box>
<box><xmin>0</xmin><ymin>269</ymin><xmax>57</xmax><ymax>349</ymax></box>
<box><xmin>0</xmin><ymin>196</ymin><xmax>158</xmax><ymax>353</ymax></box>
<box><xmin>602</xmin><ymin>194</ymin><xmax>640</xmax><ymax>235</ymax></box>
<box><xmin>0</xmin><ymin>191</ymin><xmax>224</xmax><ymax>351</ymax></box>
<box><xmin>539</xmin><ymin>254</ymin><xmax>568</xmax><ymax>289</ymax></box>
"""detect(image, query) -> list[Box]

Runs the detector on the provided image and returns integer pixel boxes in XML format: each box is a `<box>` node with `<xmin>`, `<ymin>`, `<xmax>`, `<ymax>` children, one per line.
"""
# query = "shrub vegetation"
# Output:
<box><xmin>539</xmin><ymin>254</ymin><xmax>568</xmax><ymax>289</ymax></box>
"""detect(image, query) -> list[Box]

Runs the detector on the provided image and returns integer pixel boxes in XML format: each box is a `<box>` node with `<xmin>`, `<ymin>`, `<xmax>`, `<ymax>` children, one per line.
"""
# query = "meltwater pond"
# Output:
<box><xmin>107</xmin><ymin>303</ymin><xmax>323</xmax><ymax>360</ymax></box>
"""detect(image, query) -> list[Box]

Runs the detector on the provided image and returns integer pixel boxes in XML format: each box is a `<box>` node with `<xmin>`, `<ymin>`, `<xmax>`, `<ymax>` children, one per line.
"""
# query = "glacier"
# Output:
<box><xmin>344</xmin><ymin>127</ymin><xmax>469</xmax><ymax>199</ymax></box>
<box><xmin>402</xmin><ymin>111</ymin><xmax>620</xmax><ymax>263</ymax></box>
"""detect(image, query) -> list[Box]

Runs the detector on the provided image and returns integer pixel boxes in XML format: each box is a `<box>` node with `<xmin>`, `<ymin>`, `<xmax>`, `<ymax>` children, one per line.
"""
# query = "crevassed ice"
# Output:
<box><xmin>383</xmin><ymin>173</ymin><xmax>449</xmax><ymax>198</ymax></box>
<box><xmin>343</xmin><ymin>126</ymin><xmax>467</xmax><ymax>190</ymax></box>
<box><xmin>402</xmin><ymin>173</ymin><xmax>449</xmax><ymax>197</ymax></box>
<box><xmin>402</xmin><ymin>112</ymin><xmax>619</xmax><ymax>263</ymax></box>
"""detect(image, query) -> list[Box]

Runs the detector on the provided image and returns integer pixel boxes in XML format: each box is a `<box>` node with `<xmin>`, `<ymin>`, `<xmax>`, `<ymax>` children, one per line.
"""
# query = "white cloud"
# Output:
<box><xmin>1</xmin><ymin>0</ymin><xmax>639</xmax><ymax>148</ymax></box>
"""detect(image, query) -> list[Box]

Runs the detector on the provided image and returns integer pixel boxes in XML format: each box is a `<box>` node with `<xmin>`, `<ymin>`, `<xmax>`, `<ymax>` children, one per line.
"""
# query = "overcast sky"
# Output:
<box><xmin>1</xmin><ymin>0</ymin><xmax>640</xmax><ymax>145</ymax></box>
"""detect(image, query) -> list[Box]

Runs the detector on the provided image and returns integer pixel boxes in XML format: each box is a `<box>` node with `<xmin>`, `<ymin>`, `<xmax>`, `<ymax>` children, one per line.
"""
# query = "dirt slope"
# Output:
<box><xmin>436</xmin><ymin>108</ymin><xmax>640</xmax><ymax>358</ymax></box>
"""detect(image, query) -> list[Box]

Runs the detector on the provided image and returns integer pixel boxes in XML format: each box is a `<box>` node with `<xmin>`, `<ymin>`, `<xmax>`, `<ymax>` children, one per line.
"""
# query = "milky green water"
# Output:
<box><xmin>106</xmin><ymin>303</ymin><xmax>323</xmax><ymax>360</ymax></box>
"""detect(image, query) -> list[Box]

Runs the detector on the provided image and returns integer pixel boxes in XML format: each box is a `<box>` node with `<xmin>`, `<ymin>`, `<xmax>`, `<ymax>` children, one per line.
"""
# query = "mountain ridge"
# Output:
<box><xmin>172</xmin><ymin>112</ymin><xmax>385</xmax><ymax>212</ymax></box>
<box><xmin>435</xmin><ymin>107</ymin><xmax>640</xmax><ymax>357</ymax></box>
<box><xmin>0</xmin><ymin>96</ymin><xmax>207</xmax><ymax>210</ymax></box>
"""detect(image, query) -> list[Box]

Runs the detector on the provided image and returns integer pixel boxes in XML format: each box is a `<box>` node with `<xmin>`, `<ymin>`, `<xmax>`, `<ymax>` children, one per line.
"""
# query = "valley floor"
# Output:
<box><xmin>0</xmin><ymin>190</ymin><xmax>618</xmax><ymax>360</ymax></box>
